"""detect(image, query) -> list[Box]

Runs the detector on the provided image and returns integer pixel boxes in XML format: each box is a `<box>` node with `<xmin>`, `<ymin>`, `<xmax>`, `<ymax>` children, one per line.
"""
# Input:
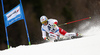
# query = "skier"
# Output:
<box><xmin>40</xmin><ymin>15</ymin><xmax>81</xmax><ymax>41</ymax></box>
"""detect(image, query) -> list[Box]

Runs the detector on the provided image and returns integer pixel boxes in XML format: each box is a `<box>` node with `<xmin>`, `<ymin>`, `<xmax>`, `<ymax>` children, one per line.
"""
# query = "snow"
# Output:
<box><xmin>0</xmin><ymin>24</ymin><xmax>100</xmax><ymax>55</ymax></box>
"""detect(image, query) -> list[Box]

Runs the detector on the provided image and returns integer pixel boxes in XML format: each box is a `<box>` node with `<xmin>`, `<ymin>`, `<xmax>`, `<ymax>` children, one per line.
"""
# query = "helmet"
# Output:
<box><xmin>40</xmin><ymin>15</ymin><xmax>48</xmax><ymax>24</ymax></box>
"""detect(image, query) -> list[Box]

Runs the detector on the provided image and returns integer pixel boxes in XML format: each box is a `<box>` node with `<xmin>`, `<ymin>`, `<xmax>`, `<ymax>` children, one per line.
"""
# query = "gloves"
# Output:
<box><xmin>44</xmin><ymin>37</ymin><xmax>50</xmax><ymax>41</ymax></box>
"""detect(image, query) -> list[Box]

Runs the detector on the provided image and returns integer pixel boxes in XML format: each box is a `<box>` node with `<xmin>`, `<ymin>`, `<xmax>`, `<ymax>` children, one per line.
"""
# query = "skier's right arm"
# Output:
<box><xmin>41</xmin><ymin>27</ymin><xmax>49</xmax><ymax>40</ymax></box>
<box><xmin>41</xmin><ymin>27</ymin><xmax>46</xmax><ymax>39</ymax></box>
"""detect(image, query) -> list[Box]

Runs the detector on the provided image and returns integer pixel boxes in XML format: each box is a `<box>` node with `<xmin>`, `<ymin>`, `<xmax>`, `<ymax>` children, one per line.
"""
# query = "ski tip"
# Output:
<box><xmin>89</xmin><ymin>17</ymin><xmax>91</xmax><ymax>19</ymax></box>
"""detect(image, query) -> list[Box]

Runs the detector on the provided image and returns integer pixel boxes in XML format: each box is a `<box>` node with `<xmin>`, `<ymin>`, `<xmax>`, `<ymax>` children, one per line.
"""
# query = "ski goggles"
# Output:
<box><xmin>41</xmin><ymin>20</ymin><xmax>47</xmax><ymax>24</ymax></box>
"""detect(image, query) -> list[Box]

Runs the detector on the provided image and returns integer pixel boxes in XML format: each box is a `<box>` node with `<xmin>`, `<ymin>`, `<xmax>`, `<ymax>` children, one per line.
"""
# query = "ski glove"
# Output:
<box><xmin>44</xmin><ymin>37</ymin><xmax>50</xmax><ymax>41</ymax></box>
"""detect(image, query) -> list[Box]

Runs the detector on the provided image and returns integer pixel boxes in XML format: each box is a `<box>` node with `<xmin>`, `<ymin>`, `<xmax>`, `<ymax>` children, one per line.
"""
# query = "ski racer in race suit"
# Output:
<box><xmin>40</xmin><ymin>15</ymin><xmax>80</xmax><ymax>41</ymax></box>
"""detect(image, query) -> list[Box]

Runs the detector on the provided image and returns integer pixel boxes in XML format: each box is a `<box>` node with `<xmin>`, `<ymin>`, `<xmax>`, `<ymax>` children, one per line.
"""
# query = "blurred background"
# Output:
<box><xmin>0</xmin><ymin>0</ymin><xmax>100</xmax><ymax>50</ymax></box>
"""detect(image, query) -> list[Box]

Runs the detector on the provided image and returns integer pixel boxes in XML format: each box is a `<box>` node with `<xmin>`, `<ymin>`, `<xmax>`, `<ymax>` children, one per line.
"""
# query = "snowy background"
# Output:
<box><xmin>1</xmin><ymin>0</ymin><xmax>100</xmax><ymax>54</ymax></box>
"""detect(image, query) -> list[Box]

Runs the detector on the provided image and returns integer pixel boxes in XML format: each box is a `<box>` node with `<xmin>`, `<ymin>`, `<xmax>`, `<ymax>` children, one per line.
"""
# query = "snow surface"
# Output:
<box><xmin>0</xmin><ymin>24</ymin><xmax>100</xmax><ymax>55</ymax></box>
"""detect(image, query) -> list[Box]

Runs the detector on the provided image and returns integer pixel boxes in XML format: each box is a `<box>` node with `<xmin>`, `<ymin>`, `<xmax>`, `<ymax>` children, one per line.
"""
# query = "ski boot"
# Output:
<box><xmin>71</xmin><ymin>33</ymin><xmax>82</xmax><ymax>39</ymax></box>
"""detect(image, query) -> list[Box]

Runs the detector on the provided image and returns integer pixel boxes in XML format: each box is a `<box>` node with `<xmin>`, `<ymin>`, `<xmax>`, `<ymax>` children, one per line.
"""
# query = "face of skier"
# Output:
<box><xmin>44</xmin><ymin>22</ymin><xmax>47</xmax><ymax>25</ymax></box>
<box><xmin>42</xmin><ymin>21</ymin><xmax>48</xmax><ymax>25</ymax></box>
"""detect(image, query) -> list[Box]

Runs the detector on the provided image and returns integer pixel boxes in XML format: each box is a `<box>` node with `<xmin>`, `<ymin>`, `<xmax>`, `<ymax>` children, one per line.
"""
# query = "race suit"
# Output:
<box><xmin>41</xmin><ymin>19</ymin><xmax>76</xmax><ymax>40</ymax></box>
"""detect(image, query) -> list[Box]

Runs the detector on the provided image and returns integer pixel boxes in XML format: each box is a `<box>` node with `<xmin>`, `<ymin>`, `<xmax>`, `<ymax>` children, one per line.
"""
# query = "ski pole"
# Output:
<box><xmin>58</xmin><ymin>17</ymin><xmax>91</xmax><ymax>26</ymax></box>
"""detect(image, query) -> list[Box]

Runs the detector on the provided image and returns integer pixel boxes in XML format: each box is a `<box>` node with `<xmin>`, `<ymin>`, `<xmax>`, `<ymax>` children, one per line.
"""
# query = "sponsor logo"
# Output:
<box><xmin>6</xmin><ymin>6</ymin><xmax>20</xmax><ymax>21</ymax></box>
<box><xmin>7</xmin><ymin>9</ymin><xmax>19</xmax><ymax>18</ymax></box>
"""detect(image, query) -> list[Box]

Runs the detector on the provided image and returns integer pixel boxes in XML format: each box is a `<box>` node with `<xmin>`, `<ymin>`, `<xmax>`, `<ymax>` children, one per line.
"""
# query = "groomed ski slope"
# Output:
<box><xmin>0</xmin><ymin>26</ymin><xmax>100</xmax><ymax>55</ymax></box>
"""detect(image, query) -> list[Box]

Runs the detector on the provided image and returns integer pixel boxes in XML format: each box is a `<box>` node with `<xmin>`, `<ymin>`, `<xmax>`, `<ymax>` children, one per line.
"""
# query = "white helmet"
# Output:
<box><xmin>40</xmin><ymin>15</ymin><xmax>48</xmax><ymax>24</ymax></box>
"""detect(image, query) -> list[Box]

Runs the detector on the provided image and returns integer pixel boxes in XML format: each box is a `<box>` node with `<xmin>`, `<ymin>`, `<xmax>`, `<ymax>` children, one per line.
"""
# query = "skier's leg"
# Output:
<box><xmin>59</xmin><ymin>27</ymin><xmax>77</xmax><ymax>39</ymax></box>
<box><xmin>64</xmin><ymin>33</ymin><xmax>76</xmax><ymax>37</ymax></box>
<box><xmin>59</xmin><ymin>27</ymin><xmax>82</xmax><ymax>39</ymax></box>
<box><xmin>59</xmin><ymin>27</ymin><xmax>67</xmax><ymax>36</ymax></box>
<box><xmin>49</xmin><ymin>33</ymin><xmax>60</xmax><ymax>40</ymax></box>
